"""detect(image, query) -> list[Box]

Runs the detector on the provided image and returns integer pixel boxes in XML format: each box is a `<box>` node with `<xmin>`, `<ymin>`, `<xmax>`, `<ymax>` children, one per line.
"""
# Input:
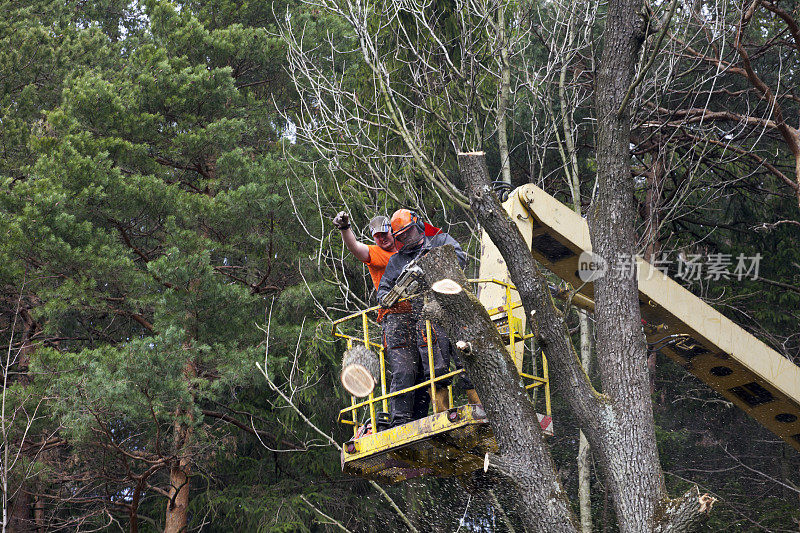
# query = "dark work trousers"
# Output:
<box><xmin>411</xmin><ymin>356</ymin><xmax>431</xmax><ymax>420</ymax></box>
<box><xmin>440</xmin><ymin>335</ymin><xmax>474</xmax><ymax>391</ymax></box>
<box><xmin>382</xmin><ymin>312</ymin><xmax>450</xmax><ymax>426</ymax></box>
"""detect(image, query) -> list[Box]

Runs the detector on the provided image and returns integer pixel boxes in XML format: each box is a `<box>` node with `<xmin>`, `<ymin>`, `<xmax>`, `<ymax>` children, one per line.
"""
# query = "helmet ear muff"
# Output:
<box><xmin>409</xmin><ymin>211</ymin><xmax>424</xmax><ymax>232</ymax></box>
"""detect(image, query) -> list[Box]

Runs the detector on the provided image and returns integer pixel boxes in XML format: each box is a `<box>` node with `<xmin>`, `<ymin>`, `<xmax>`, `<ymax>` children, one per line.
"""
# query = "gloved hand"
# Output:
<box><xmin>333</xmin><ymin>211</ymin><xmax>350</xmax><ymax>230</ymax></box>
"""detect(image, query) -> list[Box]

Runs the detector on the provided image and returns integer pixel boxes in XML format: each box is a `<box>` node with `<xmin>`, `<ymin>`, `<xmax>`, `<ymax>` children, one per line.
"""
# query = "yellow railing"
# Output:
<box><xmin>331</xmin><ymin>279</ymin><xmax>551</xmax><ymax>437</ymax></box>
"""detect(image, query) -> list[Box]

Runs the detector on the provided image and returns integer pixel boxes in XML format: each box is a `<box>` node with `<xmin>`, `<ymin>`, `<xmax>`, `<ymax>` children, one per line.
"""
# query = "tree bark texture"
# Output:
<box><xmin>496</xmin><ymin>5</ymin><xmax>512</xmax><ymax>185</ymax></box>
<box><xmin>456</xmin><ymin>152</ymin><xmax>607</xmax><ymax>462</ymax></box>
<box><xmin>7</xmin><ymin>492</ymin><xmax>34</xmax><ymax>533</ymax></box>
<box><xmin>417</xmin><ymin>248</ymin><xmax>577</xmax><ymax>533</ymax></box>
<box><xmin>577</xmin><ymin>312</ymin><xmax>592</xmax><ymax>533</ymax></box>
<box><xmin>8</xmin><ymin>309</ymin><xmax>40</xmax><ymax>533</ymax></box>
<box><xmin>455</xmin><ymin>151</ymin><xmax>712</xmax><ymax>532</ymax></box>
<box><xmin>164</xmin><ymin>428</ymin><xmax>191</xmax><ymax>533</ymax></box>
<box><xmin>164</xmin><ymin>359</ymin><xmax>196</xmax><ymax>533</ymax></box>
<box><xmin>652</xmin><ymin>487</ymin><xmax>715</xmax><ymax>533</ymax></box>
<box><xmin>590</xmin><ymin>0</ymin><xmax>667</xmax><ymax>529</ymax></box>
<box><xmin>578</xmin><ymin>430</ymin><xmax>592</xmax><ymax>533</ymax></box>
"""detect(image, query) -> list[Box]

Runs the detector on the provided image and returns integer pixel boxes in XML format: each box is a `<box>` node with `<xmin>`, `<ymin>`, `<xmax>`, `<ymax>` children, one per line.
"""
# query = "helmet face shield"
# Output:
<box><xmin>393</xmin><ymin>224</ymin><xmax>422</xmax><ymax>248</ymax></box>
<box><xmin>390</xmin><ymin>209</ymin><xmax>424</xmax><ymax>248</ymax></box>
<box><xmin>392</xmin><ymin>223</ymin><xmax>413</xmax><ymax>239</ymax></box>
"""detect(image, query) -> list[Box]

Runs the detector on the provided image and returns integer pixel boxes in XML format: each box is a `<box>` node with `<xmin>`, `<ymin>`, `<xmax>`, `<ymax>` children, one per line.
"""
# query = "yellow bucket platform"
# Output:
<box><xmin>341</xmin><ymin>404</ymin><xmax>497</xmax><ymax>484</ymax></box>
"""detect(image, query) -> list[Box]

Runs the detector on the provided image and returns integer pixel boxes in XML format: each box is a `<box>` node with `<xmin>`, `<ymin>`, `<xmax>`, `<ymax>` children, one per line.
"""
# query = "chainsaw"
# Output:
<box><xmin>380</xmin><ymin>261</ymin><xmax>425</xmax><ymax>308</ymax></box>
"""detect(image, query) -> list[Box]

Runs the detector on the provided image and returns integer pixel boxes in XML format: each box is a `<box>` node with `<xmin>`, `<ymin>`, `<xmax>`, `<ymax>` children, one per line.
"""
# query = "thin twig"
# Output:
<box><xmin>299</xmin><ymin>495</ymin><xmax>353</xmax><ymax>533</ymax></box>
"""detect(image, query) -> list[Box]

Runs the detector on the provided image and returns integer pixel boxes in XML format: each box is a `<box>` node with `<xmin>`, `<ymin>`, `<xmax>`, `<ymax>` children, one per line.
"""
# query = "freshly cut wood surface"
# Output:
<box><xmin>431</xmin><ymin>279</ymin><xmax>463</xmax><ymax>295</ymax></box>
<box><xmin>341</xmin><ymin>344</ymin><xmax>380</xmax><ymax>397</ymax></box>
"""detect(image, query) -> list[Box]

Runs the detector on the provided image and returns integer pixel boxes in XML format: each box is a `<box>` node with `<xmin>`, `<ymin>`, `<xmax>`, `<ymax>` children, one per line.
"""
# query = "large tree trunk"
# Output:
<box><xmin>164</xmin><ymin>423</ymin><xmax>191</xmax><ymax>533</ymax></box>
<box><xmin>417</xmin><ymin>252</ymin><xmax>577</xmax><ymax>533</ymax></box>
<box><xmin>589</xmin><ymin>0</ymin><xmax>667</xmax><ymax>529</ymax></box>
<box><xmin>454</xmin><ymin>152</ymin><xmax>713</xmax><ymax>532</ymax></box>
<box><xmin>164</xmin><ymin>359</ymin><xmax>196</xmax><ymax>533</ymax></box>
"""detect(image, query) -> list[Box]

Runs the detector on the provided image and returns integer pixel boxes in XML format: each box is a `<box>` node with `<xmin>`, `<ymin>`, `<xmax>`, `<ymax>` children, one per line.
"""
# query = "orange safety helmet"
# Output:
<box><xmin>390</xmin><ymin>209</ymin><xmax>424</xmax><ymax>237</ymax></box>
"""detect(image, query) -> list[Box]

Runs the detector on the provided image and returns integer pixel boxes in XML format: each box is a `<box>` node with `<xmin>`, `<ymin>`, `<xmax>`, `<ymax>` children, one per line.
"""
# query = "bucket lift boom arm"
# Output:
<box><xmin>477</xmin><ymin>184</ymin><xmax>800</xmax><ymax>452</ymax></box>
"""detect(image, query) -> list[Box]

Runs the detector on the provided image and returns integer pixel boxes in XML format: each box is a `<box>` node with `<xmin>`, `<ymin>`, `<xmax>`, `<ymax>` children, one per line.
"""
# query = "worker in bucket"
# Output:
<box><xmin>377</xmin><ymin>209</ymin><xmax>480</xmax><ymax>427</ymax></box>
<box><xmin>333</xmin><ymin>211</ymin><xmax>431</xmax><ymax>427</ymax></box>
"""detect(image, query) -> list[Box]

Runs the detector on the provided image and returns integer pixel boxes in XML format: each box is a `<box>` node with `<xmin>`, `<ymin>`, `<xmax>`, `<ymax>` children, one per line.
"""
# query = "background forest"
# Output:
<box><xmin>1</xmin><ymin>0</ymin><xmax>799</xmax><ymax>531</ymax></box>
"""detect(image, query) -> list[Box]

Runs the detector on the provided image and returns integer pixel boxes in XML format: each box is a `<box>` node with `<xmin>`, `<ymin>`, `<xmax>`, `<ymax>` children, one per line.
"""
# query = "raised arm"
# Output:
<box><xmin>333</xmin><ymin>211</ymin><xmax>370</xmax><ymax>263</ymax></box>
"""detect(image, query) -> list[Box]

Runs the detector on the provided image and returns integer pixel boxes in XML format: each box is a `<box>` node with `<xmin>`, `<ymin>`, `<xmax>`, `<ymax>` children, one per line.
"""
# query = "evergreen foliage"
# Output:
<box><xmin>0</xmin><ymin>0</ymin><xmax>798</xmax><ymax>530</ymax></box>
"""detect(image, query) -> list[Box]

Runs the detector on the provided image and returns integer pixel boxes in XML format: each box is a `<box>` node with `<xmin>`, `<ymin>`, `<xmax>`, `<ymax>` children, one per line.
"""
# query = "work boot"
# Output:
<box><xmin>390</xmin><ymin>390</ymin><xmax>415</xmax><ymax>427</ymax></box>
<box><xmin>466</xmin><ymin>388</ymin><xmax>481</xmax><ymax>405</ymax></box>
<box><xmin>411</xmin><ymin>389</ymin><xmax>431</xmax><ymax>420</ymax></box>
<box><xmin>466</xmin><ymin>389</ymin><xmax>485</xmax><ymax>418</ymax></box>
<box><xmin>434</xmin><ymin>388</ymin><xmax>450</xmax><ymax>413</ymax></box>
